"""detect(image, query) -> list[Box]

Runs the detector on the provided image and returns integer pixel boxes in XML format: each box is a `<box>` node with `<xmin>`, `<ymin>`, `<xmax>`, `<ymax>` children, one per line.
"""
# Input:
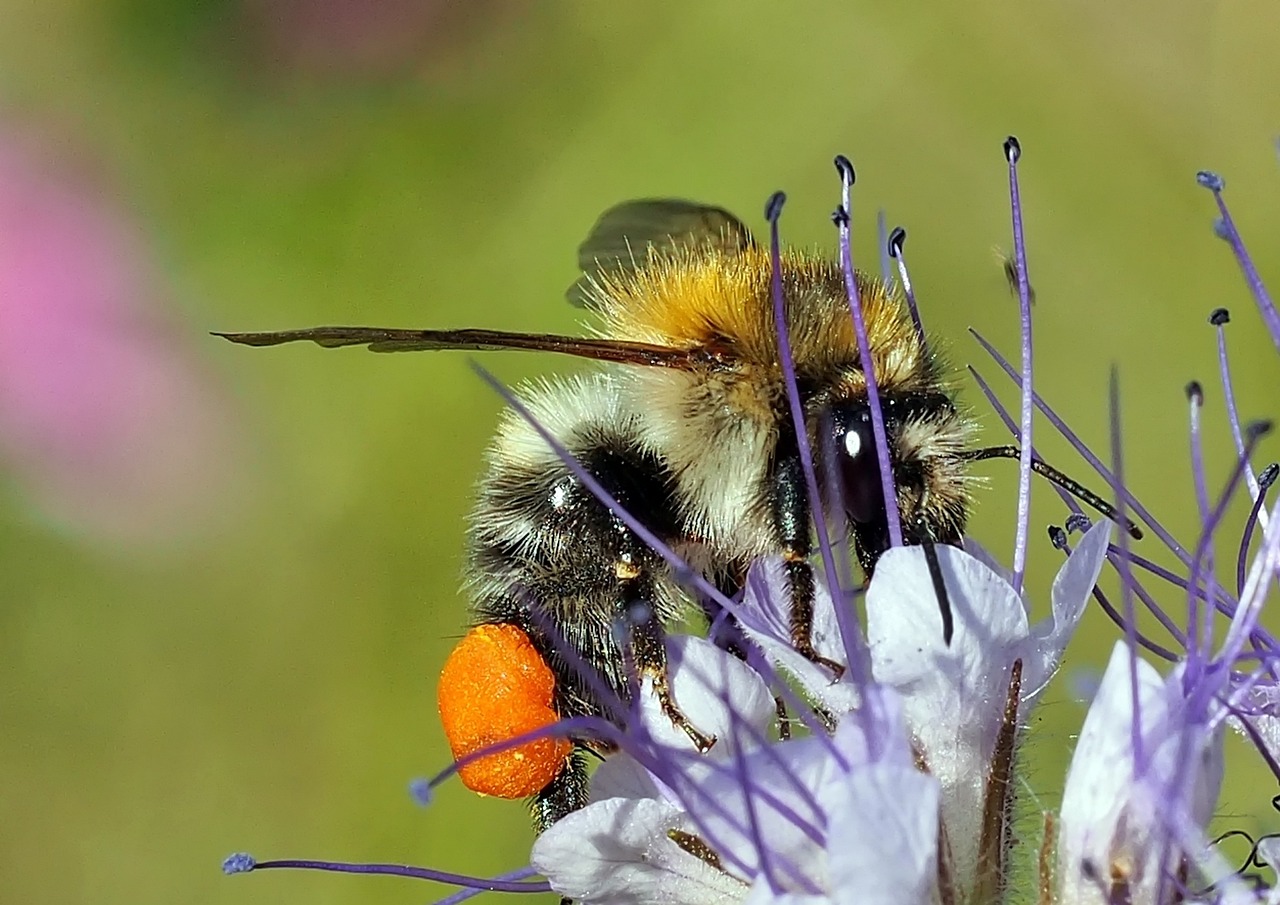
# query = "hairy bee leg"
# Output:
<box><xmin>782</xmin><ymin>557</ymin><xmax>845</xmax><ymax>676</ymax></box>
<box><xmin>772</xmin><ymin>431</ymin><xmax>845</xmax><ymax>678</ymax></box>
<box><xmin>530</xmin><ymin>748</ymin><xmax>590</xmax><ymax>836</ymax></box>
<box><xmin>628</xmin><ymin>597</ymin><xmax>717</xmax><ymax>752</ymax></box>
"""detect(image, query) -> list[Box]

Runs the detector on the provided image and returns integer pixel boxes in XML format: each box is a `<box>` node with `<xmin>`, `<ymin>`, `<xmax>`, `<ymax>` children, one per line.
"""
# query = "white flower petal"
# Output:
<box><xmin>960</xmin><ymin>537</ymin><xmax>1014</xmax><ymax>585</ymax></box>
<box><xmin>736</xmin><ymin>557</ymin><xmax>859</xmax><ymax>714</ymax></box>
<box><xmin>742</xmin><ymin>877</ymin><xmax>829</xmax><ymax>905</ymax></box>
<box><xmin>531</xmin><ymin>796</ymin><xmax>745</xmax><ymax>905</ymax></box>
<box><xmin>827</xmin><ymin>765</ymin><xmax>940</xmax><ymax>905</ymax></box>
<box><xmin>866</xmin><ymin>542</ymin><xmax>1027</xmax><ymax>887</ymax></box>
<box><xmin>1257</xmin><ymin>838</ymin><xmax>1280</xmax><ymax>905</ymax></box>
<box><xmin>677</xmin><ymin>735</ymin><xmax>840</xmax><ymax>891</ymax></box>
<box><xmin>1023</xmin><ymin>520</ymin><xmax>1113</xmax><ymax>695</ymax></box>
<box><xmin>638</xmin><ymin>635</ymin><xmax>776</xmax><ymax>753</ymax></box>
<box><xmin>590</xmin><ymin>753</ymin><xmax>664</xmax><ymax>803</ymax></box>
<box><xmin>672</xmin><ymin>687</ymin><xmax>918</xmax><ymax>895</ymax></box>
<box><xmin>1229</xmin><ymin>683</ymin><xmax>1280</xmax><ymax>769</ymax></box>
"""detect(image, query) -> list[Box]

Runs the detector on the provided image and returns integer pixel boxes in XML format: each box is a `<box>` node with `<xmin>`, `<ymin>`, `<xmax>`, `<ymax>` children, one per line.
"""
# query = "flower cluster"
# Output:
<box><xmin>224</xmin><ymin>148</ymin><xmax>1280</xmax><ymax>905</ymax></box>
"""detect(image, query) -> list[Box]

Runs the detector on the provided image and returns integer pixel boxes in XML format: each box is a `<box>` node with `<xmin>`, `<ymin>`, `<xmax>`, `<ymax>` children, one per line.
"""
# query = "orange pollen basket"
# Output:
<box><xmin>437</xmin><ymin>624</ymin><xmax>573</xmax><ymax>799</ymax></box>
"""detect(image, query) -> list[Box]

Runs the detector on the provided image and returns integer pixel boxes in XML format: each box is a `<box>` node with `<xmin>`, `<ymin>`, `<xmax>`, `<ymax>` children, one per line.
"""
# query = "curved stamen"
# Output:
<box><xmin>1239</xmin><ymin>464</ymin><xmax>1280</xmax><ymax>598</ymax></box>
<box><xmin>887</xmin><ymin>225</ymin><xmax>925</xmax><ymax>341</ymax></box>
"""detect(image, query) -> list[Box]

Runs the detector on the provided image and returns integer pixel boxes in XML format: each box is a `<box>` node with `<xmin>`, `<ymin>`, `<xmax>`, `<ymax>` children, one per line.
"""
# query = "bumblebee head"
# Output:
<box><xmin>820</xmin><ymin>391</ymin><xmax>974</xmax><ymax>574</ymax></box>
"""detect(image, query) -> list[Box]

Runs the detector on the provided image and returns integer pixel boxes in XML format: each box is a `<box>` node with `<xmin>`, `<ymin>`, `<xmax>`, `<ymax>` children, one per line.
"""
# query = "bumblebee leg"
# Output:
<box><xmin>530</xmin><ymin>748</ymin><xmax>590</xmax><ymax>836</ymax></box>
<box><xmin>772</xmin><ymin>430</ymin><xmax>845</xmax><ymax>678</ymax></box>
<box><xmin>627</xmin><ymin>582</ymin><xmax>717</xmax><ymax>752</ymax></box>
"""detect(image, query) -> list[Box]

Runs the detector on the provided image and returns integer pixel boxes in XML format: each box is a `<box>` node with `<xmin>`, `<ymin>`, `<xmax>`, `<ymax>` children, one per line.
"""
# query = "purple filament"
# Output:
<box><xmin>1185</xmin><ymin>383</ymin><xmax>1215</xmax><ymax>666</ymax></box>
<box><xmin>970</xmin><ymin>364</ymin><xmax>1189</xmax><ymax>650</ymax></box>
<box><xmin>1213</xmin><ymin>309</ymin><xmax>1268</xmax><ymax>522</ymax></box>
<box><xmin>231</xmin><ymin>857</ymin><xmax>552</xmax><ymax>892</ymax></box>
<box><xmin>1051</xmin><ymin>528</ymin><xmax>1178</xmax><ymax>660</ymax></box>
<box><xmin>1239</xmin><ymin>465</ymin><xmax>1279</xmax><ymax>597</ymax></box>
<box><xmin>764</xmin><ymin>190</ymin><xmax>869</xmax><ymax>683</ymax></box>
<box><xmin>833</xmin><ymin>156</ymin><xmax>903</xmax><ymax>557</ymax></box>
<box><xmin>1197</xmin><ymin>170</ymin><xmax>1280</xmax><ymax>352</ymax></box>
<box><xmin>421</xmin><ymin>715</ymin><xmax>611</xmax><ymax>794</ymax></box>
<box><xmin>1004</xmin><ymin>136</ymin><xmax>1035</xmax><ymax>594</ymax></box>
<box><xmin>468</xmin><ymin>367</ymin><xmax>742</xmax><ymax>636</ymax></box>
<box><xmin>1218</xmin><ymin>499</ymin><xmax>1280</xmax><ymax>671</ymax></box>
<box><xmin>432</xmin><ymin>868</ymin><xmax>542</xmax><ymax>905</ymax></box>
<box><xmin>970</xmin><ymin>327</ymin><xmax>1190</xmax><ymax>564</ymax></box>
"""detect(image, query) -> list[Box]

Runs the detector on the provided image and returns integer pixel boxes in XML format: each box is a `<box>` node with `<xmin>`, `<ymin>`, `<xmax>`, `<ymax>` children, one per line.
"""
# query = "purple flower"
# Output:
<box><xmin>524</xmin><ymin>156</ymin><xmax>1280</xmax><ymax>905</ymax></box>
<box><xmin>223</xmin><ymin>148</ymin><xmax>1280</xmax><ymax>905</ymax></box>
<box><xmin>526</xmin><ymin>521</ymin><xmax>1109</xmax><ymax>904</ymax></box>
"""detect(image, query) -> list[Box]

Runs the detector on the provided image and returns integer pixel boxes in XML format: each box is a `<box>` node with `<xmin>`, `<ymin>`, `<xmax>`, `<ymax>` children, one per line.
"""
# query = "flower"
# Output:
<box><xmin>0</xmin><ymin>129</ymin><xmax>242</xmax><ymax>546</ymax></box>
<box><xmin>223</xmin><ymin>149</ymin><xmax>1280</xmax><ymax>905</ymax></box>
<box><xmin>531</xmin><ymin>523</ymin><xmax>1109</xmax><ymax>904</ymax></box>
<box><xmin>1056</xmin><ymin>643</ymin><xmax>1225</xmax><ymax>905</ymax></box>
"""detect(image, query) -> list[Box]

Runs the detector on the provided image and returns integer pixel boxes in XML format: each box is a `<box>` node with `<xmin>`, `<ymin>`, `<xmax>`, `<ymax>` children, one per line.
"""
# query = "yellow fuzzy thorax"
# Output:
<box><xmin>585</xmin><ymin>244</ymin><xmax>930</xmax><ymax>393</ymax></box>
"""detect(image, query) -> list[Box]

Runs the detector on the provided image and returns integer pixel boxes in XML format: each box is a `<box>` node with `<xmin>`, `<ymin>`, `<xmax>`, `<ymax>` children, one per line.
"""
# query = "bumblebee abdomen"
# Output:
<box><xmin>464</xmin><ymin>373</ymin><xmax>687</xmax><ymax>717</ymax></box>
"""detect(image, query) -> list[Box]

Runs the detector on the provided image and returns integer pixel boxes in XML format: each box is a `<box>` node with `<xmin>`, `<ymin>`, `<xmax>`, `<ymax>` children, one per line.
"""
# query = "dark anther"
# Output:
<box><xmin>922</xmin><ymin>542</ymin><xmax>954</xmax><ymax>646</ymax></box>
<box><xmin>1196</xmin><ymin>170</ymin><xmax>1225</xmax><ymax>193</ymax></box>
<box><xmin>1245</xmin><ymin>420</ymin><xmax>1274</xmax><ymax>442</ymax></box>
<box><xmin>1047</xmin><ymin>525</ymin><xmax>1068</xmax><ymax>551</ymax></box>
<box><xmin>1260</xmin><ymin>463</ymin><xmax>1279</xmax><ymax>490</ymax></box>
<box><xmin>1003</xmin><ymin>136</ymin><xmax>1022</xmax><ymax>163</ymax></box>
<box><xmin>831</xmin><ymin>206</ymin><xmax>851</xmax><ymax>228</ymax></box>
<box><xmin>667</xmin><ymin>830</ymin><xmax>723</xmax><ymax>871</ymax></box>
<box><xmin>833</xmin><ymin>155</ymin><xmax>855</xmax><ymax>186</ymax></box>
<box><xmin>888</xmin><ymin>226</ymin><xmax>907</xmax><ymax>259</ymax></box>
<box><xmin>1185</xmin><ymin>380</ymin><xmax>1204</xmax><ymax>403</ymax></box>
<box><xmin>765</xmin><ymin>191</ymin><xmax>787</xmax><ymax>222</ymax></box>
<box><xmin>1065</xmin><ymin>513</ymin><xmax>1093</xmax><ymax>535</ymax></box>
<box><xmin>1209</xmin><ymin>308</ymin><xmax>1231</xmax><ymax>326</ymax></box>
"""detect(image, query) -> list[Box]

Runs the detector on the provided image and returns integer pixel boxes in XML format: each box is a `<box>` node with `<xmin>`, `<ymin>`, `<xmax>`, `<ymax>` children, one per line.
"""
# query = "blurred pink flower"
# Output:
<box><xmin>0</xmin><ymin>133</ymin><xmax>242</xmax><ymax>546</ymax></box>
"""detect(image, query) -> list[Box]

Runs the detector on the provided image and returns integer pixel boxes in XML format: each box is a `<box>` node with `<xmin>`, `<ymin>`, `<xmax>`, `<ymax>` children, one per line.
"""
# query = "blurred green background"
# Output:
<box><xmin>1</xmin><ymin>2</ymin><xmax>1278</xmax><ymax>903</ymax></box>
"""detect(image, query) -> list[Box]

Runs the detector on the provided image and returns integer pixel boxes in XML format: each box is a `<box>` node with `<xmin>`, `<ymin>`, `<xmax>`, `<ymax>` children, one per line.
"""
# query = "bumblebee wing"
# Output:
<box><xmin>996</xmin><ymin>247</ymin><xmax>1036</xmax><ymax>306</ymax></box>
<box><xmin>215</xmin><ymin>326</ymin><xmax>717</xmax><ymax>370</ymax></box>
<box><xmin>566</xmin><ymin>199</ymin><xmax>755</xmax><ymax>308</ymax></box>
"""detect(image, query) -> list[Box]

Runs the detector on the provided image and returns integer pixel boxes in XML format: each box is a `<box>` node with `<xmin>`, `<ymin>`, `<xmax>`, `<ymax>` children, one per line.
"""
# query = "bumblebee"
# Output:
<box><xmin>219</xmin><ymin>198</ymin><xmax>1131</xmax><ymax>833</ymax></box>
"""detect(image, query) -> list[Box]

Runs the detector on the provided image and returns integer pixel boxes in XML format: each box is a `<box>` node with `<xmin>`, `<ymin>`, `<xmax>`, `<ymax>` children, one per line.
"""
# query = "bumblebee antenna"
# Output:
<box><xmin>963</xmin><ymin>445</ymin><xmax>1144</xmax><ymax>540</ymax></box>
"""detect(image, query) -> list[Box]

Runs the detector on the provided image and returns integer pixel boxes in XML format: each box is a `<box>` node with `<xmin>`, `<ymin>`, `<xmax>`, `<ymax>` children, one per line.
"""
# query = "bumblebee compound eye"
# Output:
<box><xmin>437</xmin><ymin>623</ymin><xmax>573</xmax><ymax>799</ymax></box>
<box><xmin>831</xmin><ymin>405</ymin><xmax>887</xmax><ymax>526</ymax></box>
